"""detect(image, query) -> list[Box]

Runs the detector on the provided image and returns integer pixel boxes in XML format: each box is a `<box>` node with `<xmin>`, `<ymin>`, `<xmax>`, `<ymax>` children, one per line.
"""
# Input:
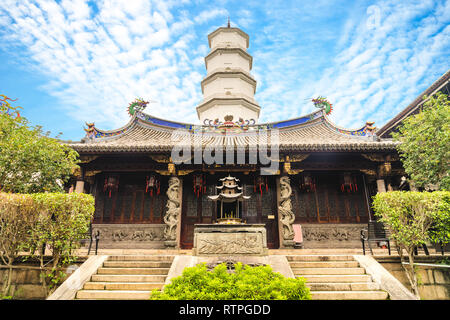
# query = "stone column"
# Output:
<box><xmin>163</xmin><ymin>176</ymin><xmax>182</xmax><ymax>249</ymax></box>
<box><xmin>75</xmin><ymin>168</ymin><xmax>85</xmax><ymax>193</ymax></box>
<box><xmin>376</xmin><ymin>179</ymin><xmax>386</xmax><ymax>193</ymax></box>
<box><xmin>277</xmin><ymin>175</ymin><xmax>295</xmax><ymax>248</ymax></box>
<box><xmin>376</xmin><ymin>161</ymin><xmax>391</xmax><ymax>193</ymax></box>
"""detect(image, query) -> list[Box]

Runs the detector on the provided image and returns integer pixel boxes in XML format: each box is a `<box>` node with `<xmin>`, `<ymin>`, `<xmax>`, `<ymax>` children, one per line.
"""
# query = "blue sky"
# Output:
<box><xmin>0</xmin><ymin>0</ymin><xmax>449</xmax><ymax>141</ymax></box>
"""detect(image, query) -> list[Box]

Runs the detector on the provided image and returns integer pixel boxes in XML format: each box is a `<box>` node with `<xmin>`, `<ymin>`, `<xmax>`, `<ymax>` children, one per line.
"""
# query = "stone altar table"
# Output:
<box><xmin>192</xmin><ymin>224</ymin><xmax>268</xmax><ymax>256</ymax></box>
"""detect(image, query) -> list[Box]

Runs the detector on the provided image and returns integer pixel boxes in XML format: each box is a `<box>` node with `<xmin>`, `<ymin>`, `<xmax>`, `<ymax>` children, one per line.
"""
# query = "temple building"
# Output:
<box><xmin>67</xmin><ymin>24</ymin><xmax>404</xmax><ymax>250</ymax></box>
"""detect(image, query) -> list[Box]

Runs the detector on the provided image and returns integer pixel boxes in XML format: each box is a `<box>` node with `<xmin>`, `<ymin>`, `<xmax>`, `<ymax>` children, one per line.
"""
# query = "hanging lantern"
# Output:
<box><xmin>193</xmin><ymin>174</ymin><xmax>206</xmax><ymax>198</ymax></box>
<box><xmin>254</xmin><ymin>176</ymin><xmax>268</xmax><ymax>195</ymax></box>
<box><xmin>145</xmin><ymin>174</ymin><xmax>160</xmax><ymax>197</ymax></box>
<box><xmin>300</xmin><ymin>174</ymin><xmax>316</xmax><ymax>192</ymax></box>
<box><xmin>341</xmin><ymin>173</ymin><xmax>358</xmax><ymax>193</ymax></box>
<box><xmin>103</xmin><ymin>175</ymin><xmax>119</xmax><ymax>198</ymax></box>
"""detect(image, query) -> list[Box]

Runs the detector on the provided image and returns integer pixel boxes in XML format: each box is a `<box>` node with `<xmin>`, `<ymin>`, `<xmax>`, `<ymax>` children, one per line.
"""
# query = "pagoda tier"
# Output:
<box><xmin>208</xmin><ymin>175</ymin><xmax>251</xmax><ymax>224</ymax></box>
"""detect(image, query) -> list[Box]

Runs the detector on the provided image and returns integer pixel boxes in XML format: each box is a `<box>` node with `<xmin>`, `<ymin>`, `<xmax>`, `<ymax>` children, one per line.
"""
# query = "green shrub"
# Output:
<box><xmin>0</xmin><ymin>192</ymin><xmax>95</xmax><ymax>296</ymax></box>
<box><xmin>150</xmin><ymin>262</ymin><xmax>311</xmax><ymax>300</ymax></box>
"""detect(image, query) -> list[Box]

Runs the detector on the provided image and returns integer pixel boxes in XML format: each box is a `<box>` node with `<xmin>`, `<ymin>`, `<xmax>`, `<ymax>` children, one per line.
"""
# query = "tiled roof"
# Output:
<box><xmin>68</xmin><ymin>109</ymin><xmax>397</xmax><ymax>153</ymax></box>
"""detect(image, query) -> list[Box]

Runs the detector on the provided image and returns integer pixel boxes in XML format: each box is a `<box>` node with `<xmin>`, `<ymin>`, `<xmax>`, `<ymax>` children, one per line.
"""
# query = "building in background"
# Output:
<box><xmin>67</xmin><ymin>23</ymin><xmax>407</xmax><ymax>250</ymax></box>
<box><xmin>377</xmin><ymin>70</ymin><xmax>450</xmax><ymax>139</ymax></box>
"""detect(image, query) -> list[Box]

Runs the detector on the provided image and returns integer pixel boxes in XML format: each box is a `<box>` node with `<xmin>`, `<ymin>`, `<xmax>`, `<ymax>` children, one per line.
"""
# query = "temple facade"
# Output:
<box><xmin>68</xmin><ymin>24</ymin><xmax>404</xmax><ymax>250</ymax></box>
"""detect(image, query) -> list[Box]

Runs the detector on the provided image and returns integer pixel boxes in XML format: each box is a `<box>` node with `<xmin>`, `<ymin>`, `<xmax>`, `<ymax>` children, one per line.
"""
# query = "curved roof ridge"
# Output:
<box><xmin>322</xmin><ymin>113</ymin><xmax>376</xmax><ymax>138</ymax></box>
<box><xmin>83</xmin><ymin>115</ymin><xmax>139</xmax><ymax>141</ymax></box>
<box><xmin>82</xmin><ymin>106</ymin><xmax>378</xmax><ymax>142</ymax></box>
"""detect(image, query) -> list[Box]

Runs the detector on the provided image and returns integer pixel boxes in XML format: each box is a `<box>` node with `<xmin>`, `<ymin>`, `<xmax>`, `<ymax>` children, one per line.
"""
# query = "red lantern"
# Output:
<box><xmin>300</xmin><ymin>174</ymin><xmax>316</xmax><ymax>192</ymax></box>
<box><xmin>193</xmin><ymin>174</ymin><xmax>206</xmax><ymax>198</ymax></box>
<box><xmin>146</xmin><ymin>174</ymin><xmax>160</xmax><ymax>197</ymax></box>
<box><xmin>254</xmin><ymin>176</ymin><xmax>268</xmax><ymax>195</ymax></box>
<box><xmin>104</xmin><ymin>175</ymin><xmax>119</xmax><ymax>198</ymax></box>
<box><xmin>341</xmin><ymin>173</ymin><xmax>357</xmax><ymax>193</ymax></box>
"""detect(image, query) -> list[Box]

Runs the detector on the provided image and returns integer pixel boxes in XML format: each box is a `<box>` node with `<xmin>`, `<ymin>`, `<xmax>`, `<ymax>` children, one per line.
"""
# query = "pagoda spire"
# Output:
<box><xmin>196</xmin><ymin>22</ymin><xmax>260</xmax><ymax>124</ymax></box>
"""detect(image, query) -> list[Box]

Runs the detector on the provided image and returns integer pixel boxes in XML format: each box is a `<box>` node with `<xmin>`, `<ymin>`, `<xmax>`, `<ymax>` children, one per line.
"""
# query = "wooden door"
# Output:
<box><xmin>242</xmin><ymin>177</ymin><xmax>279</xmax><ymax>249</ymax></box>
<box><xmin>290</xmin><ymin>172</ymin><xmax>370</xmax><ymax>224</ymax></box>
<box><xmin>180</xmin><ymin>179</ymin><xmax>214</xmax><ymax>248</ymax></box>
<box><xmin>93</xmin><ymin>173</ymin><xmax>166</xmax><ymax>224</ymax></box>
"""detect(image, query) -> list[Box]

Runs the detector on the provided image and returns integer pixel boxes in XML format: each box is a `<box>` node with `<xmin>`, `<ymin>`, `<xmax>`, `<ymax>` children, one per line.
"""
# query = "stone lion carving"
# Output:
<box><xmin>163</xmin><ymin>177</ymin><xmax>181</xmax><ymax>241</ymax></box>
<box><xmin>278</xmin><ymin>176</ymin><xmax>295</xmax><ymax>243</ymax></box>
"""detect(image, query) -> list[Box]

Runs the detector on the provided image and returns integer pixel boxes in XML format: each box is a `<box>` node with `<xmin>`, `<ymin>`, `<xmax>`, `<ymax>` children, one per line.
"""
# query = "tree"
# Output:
<box><xmin>392</xmin><ymin>92</ymin><xmax>450</xmax><ymax>191</ymax></box>
<box><xmin>372</xmin><ymin>191</ymin><xmax>450</xmax><ymax>298</ymax></box>
<box><xmin>0</xmin><ymin>95</ymin><xmax>79</xmax><ymax>193</ymax></box>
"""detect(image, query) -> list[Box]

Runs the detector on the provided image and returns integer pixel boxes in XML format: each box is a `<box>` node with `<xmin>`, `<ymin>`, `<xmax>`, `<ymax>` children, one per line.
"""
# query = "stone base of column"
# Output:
<box><xmin>164</xmin><ymin>240</ymin><xmax>178</xmax><ymax>248</ymax></box>
<box><xmin>282</xmin><ymin>239</ymin><xmax>295</xmax><ymax>248</ymax></box>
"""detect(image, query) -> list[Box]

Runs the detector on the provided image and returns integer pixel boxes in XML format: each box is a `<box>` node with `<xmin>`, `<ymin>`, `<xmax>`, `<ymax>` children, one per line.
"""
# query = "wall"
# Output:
<box><xmin>0</xmin><ymin>258</ymin><xmax>85</xmax><ymax>300</ymax></box>
<box><xmin>376</xmin><ymin>256</ymin><xmax>450</xmax><ymax>300</ymax></box>
<box><xmin>92</xmin><ymin>223</ymin><xmax>166</xmax><ymax>249</ymax></box>
<box><xmin>300</xmin><ymin>223</ymin><xmax>367</xmax><ymax>249</ymax></box>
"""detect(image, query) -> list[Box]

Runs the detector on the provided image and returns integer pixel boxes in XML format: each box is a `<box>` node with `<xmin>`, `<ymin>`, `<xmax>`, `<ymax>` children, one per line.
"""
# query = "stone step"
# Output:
<box><xmin>103</xmin><ymin>261</ymin><xmax>172</xmax><ymax>268</ymax></box>
<box><xmin>300</xmin><ymin>274</ymin><xmax>372</xmax><ymax>283</ymax></box>
<box><xmin>91</xmin><ymin>274</ymin><xmax>167</xmax><ymax>283</ymax></box>
<box><xmin>107</xmin><ymin>255</ymin><xmax>175</xmax><ymax>262</ymax></box>
<box><xmin>292</xmin><ymin>267</ymin><xmax>366</xmax><ymax>275</ymax></box>
<box><xmin>310</xmin><ymin>290</ymin><xmax>389</xmax><ymax>300</ymax></box>
<box><xmin>286</xmin><ymin>255</ymin><xmax>355</xmax><ymax>262</ymax></box>
<box><xmin>97</xmin><ymin>267</ymin><xmax>170</xmax><ymax>275</ymax></box>
<box><xmin>83</xmin><ymin>282</ymin><xmax>164</xmax><ymax>291</ymax></box>
<box><xmin>289</xmin><ymin>261</ymin><xmax>359</xmax><ymax>268</ymax></box>
<box><xmin>76</xmin><ymin>290</ymin><xmax>151</xmax><ymax>300</ymax></box>
<box><xmin>307</xmin><ymin>282</ymin><xmax>380</xmax><ymax>291</ymax></box>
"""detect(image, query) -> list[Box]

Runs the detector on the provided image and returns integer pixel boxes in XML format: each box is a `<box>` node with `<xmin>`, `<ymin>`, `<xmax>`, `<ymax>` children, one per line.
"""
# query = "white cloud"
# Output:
<box><xmin>0</xmin><ymin>0</ymin><xmax>448</xmax><ymax>139</ymax></box>
<box><xmin>254</xmin><ymin>0</ymin><xmax>450</xmax><ymax>130</ymax></box>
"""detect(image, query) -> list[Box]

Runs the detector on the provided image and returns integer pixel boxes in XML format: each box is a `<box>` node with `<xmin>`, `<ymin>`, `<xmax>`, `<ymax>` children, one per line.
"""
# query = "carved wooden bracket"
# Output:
<box><xmin>149</xmin><ymin>155</ymin><xmax>172</xmax><ymax>163</ymax></box>
<box><xmin>286</xmin><ymin>154</ymin><xmax>310</xmax><ymax>162</ymax></box>
<box><xmin>79</xmin><ymin>155</ymin><xmax>99</xmax><ymax>164</ymax></box>
<box><xmin>283</xmin><ymin>162</ymin><xmax>304</xmax><ymax>175</ymax></box>
<box><xmin>362</xmin><ymin>153</ymin><xmax>399</xmax><ymax>162</ymax></box>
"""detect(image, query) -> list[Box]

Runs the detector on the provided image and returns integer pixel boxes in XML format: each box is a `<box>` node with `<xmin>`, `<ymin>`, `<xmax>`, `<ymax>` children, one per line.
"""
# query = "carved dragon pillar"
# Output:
<box><xmin>277</xmin><ymin>175</ymin><xmax>295</xmax><ymax>248</ymax></box>
<box><xmin>163</xmin><ymin>176</ymin><xmax>182</xmax><ymax>248</ymax></box>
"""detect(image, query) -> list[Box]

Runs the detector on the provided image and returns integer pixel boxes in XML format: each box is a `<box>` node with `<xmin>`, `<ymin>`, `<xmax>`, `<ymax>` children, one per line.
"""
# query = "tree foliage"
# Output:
<box><xmin>372</xmin><ymin>191</ymin><xmax>450</xmax><ymax>297</ymax></box>
<box><xmin>0</xmin><ymin>94</ymin><xmax>79</xmax><ymax>193</ymax></box>
<box><xmin>150</xmin><ymin>262</ymin><xmax>311</xmax><ymax>300</ymax></box>
<box><xmin>392</xmin><ymin>92</ymin><xmax>450</xmax><ymax>191</ymax></box>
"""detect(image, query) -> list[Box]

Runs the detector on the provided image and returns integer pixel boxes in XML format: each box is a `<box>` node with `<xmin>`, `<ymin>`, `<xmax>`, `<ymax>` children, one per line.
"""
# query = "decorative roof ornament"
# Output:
<box><xmin>84</xmin><ymin>122</ymin><xmax>96</xmax><ymax>140</ymax></box>
<box><xmin>312</xmin><ymin>96</ymin><xmax>333</xmax><ymax>115</ymax></box>
<box><xmin>203</xmin><ymin>115</ymin><xmax>256</xmax><ymax>133</ymax></box>
<box><xmin>127</xmin><ymin>98</ymin><xmax>150</xmax><ymax>116</ymax></box>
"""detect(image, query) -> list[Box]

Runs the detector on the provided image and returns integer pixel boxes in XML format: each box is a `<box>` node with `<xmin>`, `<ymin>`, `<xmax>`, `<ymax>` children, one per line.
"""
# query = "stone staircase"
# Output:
<box><xmin>287</xmin><ymin>255</ymin><xmax>389</xmax><ymax>300</ymax></box>
<box><xmin>76</xmin><ymin>255</ymin><xmax>174</xmax><ymax>300</ymax></box>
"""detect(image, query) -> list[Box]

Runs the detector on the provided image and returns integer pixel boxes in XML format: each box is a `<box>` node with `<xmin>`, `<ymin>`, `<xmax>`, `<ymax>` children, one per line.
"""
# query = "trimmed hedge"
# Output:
<box><xmin>0</xmin><ymin>192</ymin><xmax>94</xmax><ymax>296</ymax></box>
<box><xmin>150</xmin><ymin>262</ymin><xmax>312</xmax><ymax>300</ymax></box>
